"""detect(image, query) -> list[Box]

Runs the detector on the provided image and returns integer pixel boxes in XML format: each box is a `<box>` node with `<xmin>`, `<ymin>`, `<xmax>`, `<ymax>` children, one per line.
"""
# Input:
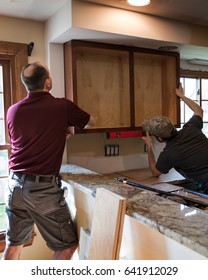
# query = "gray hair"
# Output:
<box><xmin>142</xmin><ymin>116</ymin><xmax>175</xmax><ymax>139</ymax></box>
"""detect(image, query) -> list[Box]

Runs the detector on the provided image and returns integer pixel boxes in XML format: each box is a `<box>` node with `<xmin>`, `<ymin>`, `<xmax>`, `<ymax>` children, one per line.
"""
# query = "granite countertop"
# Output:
<box><xmin>60</xmin><ymin>164</ymin><xmax>208</xmax><ymax>258</ymax></box>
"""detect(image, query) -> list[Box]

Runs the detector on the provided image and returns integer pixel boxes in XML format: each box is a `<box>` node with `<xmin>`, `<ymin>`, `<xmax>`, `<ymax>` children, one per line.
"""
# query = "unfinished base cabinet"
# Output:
<box><xmin>64</xmin><ymin>40</ymin><xmax>180</xmax><ymax>133</ymax></box>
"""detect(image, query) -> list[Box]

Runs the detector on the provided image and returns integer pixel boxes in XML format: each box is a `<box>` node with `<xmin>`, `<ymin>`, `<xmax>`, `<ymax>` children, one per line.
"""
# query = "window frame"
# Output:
<box><xmin>0</xmin><ymin>41</ymin><xmax>28</xmax><ymax>252</ymax></box>
<box><xmin>180</xmin><ymin>69</ymin><xmax>208</xmax><ymax>136</ymax></box>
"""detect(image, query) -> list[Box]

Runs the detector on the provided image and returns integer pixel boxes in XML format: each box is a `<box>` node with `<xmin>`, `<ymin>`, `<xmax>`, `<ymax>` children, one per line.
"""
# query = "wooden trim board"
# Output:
<box><xmin>88</xmin><ymin>188</ymin><xmax>126</xmax><ymax>260</ymax></box>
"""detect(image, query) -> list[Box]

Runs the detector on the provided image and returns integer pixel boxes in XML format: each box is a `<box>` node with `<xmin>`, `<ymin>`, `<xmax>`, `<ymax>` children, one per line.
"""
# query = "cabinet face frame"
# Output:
<box><xmin>64</xmin><ymin>40</ymin><xmax>180</xmax><ymax>134</ymax></box>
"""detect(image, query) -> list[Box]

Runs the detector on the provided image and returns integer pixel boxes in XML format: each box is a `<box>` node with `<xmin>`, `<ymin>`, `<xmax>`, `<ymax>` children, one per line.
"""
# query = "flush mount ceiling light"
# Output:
<box><xmin>158</xmin><ymin>46</ymin><xmax>178</xmax><ymax>51</ymax></box>
<box><xmin>127</xmin><ymin>0</ymin><xmax>151</xmax><ymax>6</ymax></box>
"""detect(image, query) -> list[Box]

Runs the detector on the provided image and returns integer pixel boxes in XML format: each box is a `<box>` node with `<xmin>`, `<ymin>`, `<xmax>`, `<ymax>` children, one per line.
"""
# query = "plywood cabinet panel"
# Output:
<box><xmin>134</xmin><ymin>52</ymin><xmax>179</xmax><ymax>126</ymax></box>
<box><xmin>64</xmin><ymin>41</ymin><xmax>131</xmax><ymax>131</ymax></box>
<box><xmin>134</xmin><ymin>53</ymin><xmax>163</xmax><ymax>125</ymax></box>
<box><xmin>64</xmin><ymin>40</ymin><xmax>180</xmax><ymax>133</ymax></box>
<box><xmin>88</xmin><ymin>188</ymin><xmax>126</xmax><ymax>260</ymax></box>
<box><xmin>76</xmin><ymin>47</ymin><xmax>131</xmax><ymax>129</ymax></box>
<box><xmin>161</xmin><ymin>55</ymin><xmax>179</xmax><ymax>123</ymax></box>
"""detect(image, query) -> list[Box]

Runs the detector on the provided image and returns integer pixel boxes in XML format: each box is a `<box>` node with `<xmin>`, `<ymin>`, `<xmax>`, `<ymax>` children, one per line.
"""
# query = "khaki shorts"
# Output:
<box><xmin>5</xmin><ymin>172</ymin><xmax>78</xmax><ymax>251</ymax></box>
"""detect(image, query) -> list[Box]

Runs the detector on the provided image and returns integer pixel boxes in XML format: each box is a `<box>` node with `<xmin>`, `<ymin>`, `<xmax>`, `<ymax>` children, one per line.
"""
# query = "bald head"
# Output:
<box><xmin>21</xmin><ymin>62</ymin><xmax>51</xmax><ymax>92</ymax></box>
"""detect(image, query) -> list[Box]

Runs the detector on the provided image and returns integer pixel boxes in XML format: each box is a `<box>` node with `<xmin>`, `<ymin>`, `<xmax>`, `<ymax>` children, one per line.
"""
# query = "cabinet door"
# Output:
<box><xmin>66</xmin><ymin>43</ymin><xmax>131</xmax><ymax>131</ymax></box>
<box><xmin>134</xmin><ymin>52</ymin><xmax>179</xmax><ymax>127</ymax></box>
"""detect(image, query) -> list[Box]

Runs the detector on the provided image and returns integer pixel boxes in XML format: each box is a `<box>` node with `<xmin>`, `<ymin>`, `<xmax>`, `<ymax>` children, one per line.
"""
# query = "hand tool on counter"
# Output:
<box><xmin>185</xmin><ymin>189</ymin><xmax>208</xmax><ymax>199</ymax></box>
<box><xmin>114</xmin><ymin>177</ymin><xmax>208</xmax><ymax>208</ymax></box>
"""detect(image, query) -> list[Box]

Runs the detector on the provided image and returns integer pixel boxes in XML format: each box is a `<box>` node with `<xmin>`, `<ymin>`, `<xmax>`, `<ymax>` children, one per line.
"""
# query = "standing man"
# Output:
<box><xmin>142</xmin><ymin>83</ymin><xmax>208</xmax><ymax>193</ymax></box>
<box><xmin>2</xmin><ymin>62</ymin><xmax>95</xmax><ymax>260</ymax></box>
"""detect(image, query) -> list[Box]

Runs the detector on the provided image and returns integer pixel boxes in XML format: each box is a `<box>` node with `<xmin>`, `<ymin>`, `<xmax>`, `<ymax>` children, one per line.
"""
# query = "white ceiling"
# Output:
<box><xmin>0</xmin><ymin>0</ymin><xmax>68</xmax><ymax>21</ymax></box>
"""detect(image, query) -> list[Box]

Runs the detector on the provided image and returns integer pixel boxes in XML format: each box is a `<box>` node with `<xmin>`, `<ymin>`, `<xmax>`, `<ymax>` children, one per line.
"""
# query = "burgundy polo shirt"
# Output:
<box><xmin>6</xmin><ymin>91</ymin><xmax>90</xmax><ymax>175</ymax></box>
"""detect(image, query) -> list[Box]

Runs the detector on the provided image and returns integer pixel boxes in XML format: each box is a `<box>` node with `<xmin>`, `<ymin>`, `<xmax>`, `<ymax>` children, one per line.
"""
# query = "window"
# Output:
<box><xmin>180</xmin><ymin>71</ymin><xmax>208</xmax><ymax>137</ymax></box>
<box><xmin>0</xmin><ymin>41</ymin><xmax>28</xmax><ymax>252</ymax></box>
<box><xmin>0</xmin><ymin>62</ymin><xmax>10</xmax><ymax>233</ymax></box>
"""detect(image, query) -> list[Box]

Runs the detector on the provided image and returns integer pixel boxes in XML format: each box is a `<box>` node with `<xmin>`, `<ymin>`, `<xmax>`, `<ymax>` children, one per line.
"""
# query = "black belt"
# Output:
<box><xmin>12</xmin><ymin>172</ymin><xmax>58</xmax><ymax>183</ymax></box>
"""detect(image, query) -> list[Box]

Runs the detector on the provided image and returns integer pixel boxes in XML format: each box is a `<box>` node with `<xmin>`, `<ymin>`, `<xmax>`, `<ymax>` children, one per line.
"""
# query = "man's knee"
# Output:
<box><xmin>1</xmin><ymin>244</ymin><xmax>24</xmax><ymax>260</ymax></box>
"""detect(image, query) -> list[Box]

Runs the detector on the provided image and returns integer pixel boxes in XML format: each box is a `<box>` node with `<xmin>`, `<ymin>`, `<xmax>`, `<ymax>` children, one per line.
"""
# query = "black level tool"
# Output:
<box><xmin>114</xmin><ymin>177</ymin><xmax>208</xmax><ymax>207</ymax></box>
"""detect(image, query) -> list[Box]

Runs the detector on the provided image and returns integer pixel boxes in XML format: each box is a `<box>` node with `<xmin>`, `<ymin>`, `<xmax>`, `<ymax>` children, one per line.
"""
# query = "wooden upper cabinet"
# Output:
<box><xmin>64</xmin><ymin>40</ymin><xmax>180</xmax><ymax>133</ymax></box>
<box><xmin>64</xmin><ymin>41</ymin><xmax>131</xmax><ymax>132</ymax></box>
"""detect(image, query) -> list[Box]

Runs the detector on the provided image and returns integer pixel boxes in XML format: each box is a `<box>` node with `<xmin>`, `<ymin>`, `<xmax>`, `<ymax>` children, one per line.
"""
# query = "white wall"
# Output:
<box><xmin>67</xmin><ymin>133</ymin><xmax>148</xmax><ymax>174</ymax></box>
<box><xmin>66</xmin><ymin>133</ymin><xmax>165</xmax><ymax>174</ymax></box>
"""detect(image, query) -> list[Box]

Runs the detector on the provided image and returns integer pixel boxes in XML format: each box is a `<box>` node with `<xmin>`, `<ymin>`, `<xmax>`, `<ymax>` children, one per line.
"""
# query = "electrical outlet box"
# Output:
<box><xmin>104</xmin><ymin>144</ymin><xmax>119</xmax><ymax>156</ymax></box>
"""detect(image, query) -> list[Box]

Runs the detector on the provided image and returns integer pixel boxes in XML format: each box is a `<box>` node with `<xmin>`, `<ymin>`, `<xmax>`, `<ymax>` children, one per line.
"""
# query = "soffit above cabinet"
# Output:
<box><xmin>80</xmin><ymin>0</ymin><xmax>208</xmax><ymax>27</ymax></box>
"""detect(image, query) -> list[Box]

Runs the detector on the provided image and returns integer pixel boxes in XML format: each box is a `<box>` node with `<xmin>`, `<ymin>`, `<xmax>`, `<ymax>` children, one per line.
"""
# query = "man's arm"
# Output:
<box><xmin>142</xmin><ymin>132</ymin><xmax>162</xmax><ymax>177</ymax></box>
<box><xmin>176</xmin><ymin>83</ymin><xmax>203</xmax><ymax>118</ymax></box>
<box><xmin>66</xmin><ymin>116</ymin><xmax>95</xmax><ymax>139</ymax></box>
<box><xmin>84</xmin><ymin>116</ymin><xmax>95</xmax><ymax>128</ymax></box>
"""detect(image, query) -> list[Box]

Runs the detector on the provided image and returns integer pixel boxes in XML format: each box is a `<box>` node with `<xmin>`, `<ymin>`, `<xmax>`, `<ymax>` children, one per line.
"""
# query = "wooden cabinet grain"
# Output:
<box><xmin>64</xmin><ymin>41</ymin><xmax>131</xmax><ymax>132</ymax></box>
<box><xmin>64</xmin><ymin>40</ymin><xmax>180</xmax><ymax>133</ymax></box>
<box><xmin>134</xmin><ymin>51</ymin><xmax>179</xmax><ymax>126</ymax></box>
